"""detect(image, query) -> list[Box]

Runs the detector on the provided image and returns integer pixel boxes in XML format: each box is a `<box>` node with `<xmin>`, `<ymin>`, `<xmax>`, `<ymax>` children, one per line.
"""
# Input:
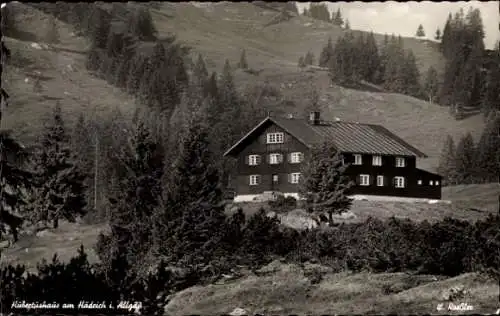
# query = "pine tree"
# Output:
<box><xmin>475</xmin><ymin>113</ymin><xmax>500</xmax><ymax>183</ymax></box>
<box><xmin>440</xmin><ymin>13</ymin><xmax>453</xmax><ymax>58</ymax></box>
<box><xmin>416</xmin><ymin>24</ymin><xmax>425</xmax><ymax>38</ymax></box>
<box><xmin>454</xmin><ymin>132</ymin><xmax>476</xmax><ymax>185</ymax></box>
<box><xmin>86</xmin><ymin>7</ymin><xmax>111</xmax><ymax>49</ymax></box>
<box><xmin>237</xmin><ymin>49</ymin><xmax>249</xmax><ymax>69</ymax></box>
<box><xmin>332</xmin><ymin>8</ymin><xmax>343</xmax><ymax>27</ymax></box>
<box><xmin>126</xmin><ymin>7</ymin><xmax>157</xmax><ymax>41</ymax></box>
<box><xmin>318</xmin><ymin>37</ymin><xmax>334</xmax><ymax>68</ymax></box>
<box><xmin>193</xmin><ymin>54</ymin><xmax>209</xmax><ymax>85</ymax></box>
<box><xmin>435</xmin><ymin>28</ymin><xmax>441</xmax><ymax>40</ymax></box>
<box><xmin>344</xmin><ymin>19</ymin><xmax>350</xmax><ymax>30</ymax></box>
<box><xmin>0</xmin><ymin>130</ymin><xmax>32</xmax><ymax>242</ymax></box>
<box><xmin>156</xmin><ymin>112</ymin><xmax>226</xmax><ymax>264</ymax></box>
<box><xmin>299</xmin><ymin>141</ymin><xmax>353</xmax><ymax>225</ymax></box>
<box><xmin>298</xmin><ymin>55</ymin><xmax>306</xmax><ymax>69</ymax></box>
<box><xmin>481</xmin><ymin>49</ymin><xmax>500</xmax><ymax>117</ymax></box>
<box><xmin>31</xmin><ymin>102</ymin><xmax>87</xmax><ymax>229</ymax></box>
<box><xmin>424</xmin><ymin>66</ymin><xmax>439</xmax><ymax>103</ymax></box>
<box><xmin>437</xmin><ymin>135</ymin><xmax>458</xmax><ymax>186</ymax></box>
<box><xmin>401</xmin><ymin>50</ymin><xmax>422</xmax><ymax>97</ymax></box>
<box><xmin>204</xmin><ymin>71</ymin><xmax>218</xmax><ymax>100</ymax></box>
<box><xmin>97</xmin><ymin>119</ymin><xmax>165</xmax><ymax>267</ymax></box>
<box><xmin>304</xmin><ymin>51</ymin><xmax>314</xmax><ymax>66</ymax></box>
<box><xmin>166</xmin><ymin>113</ymin><xmax>222</xmax><ymax>208</ymax></box>
<box><xmin>364</xmin><ymin>32</ymin><xmax>381</xmax><ymax>83</ymax></box>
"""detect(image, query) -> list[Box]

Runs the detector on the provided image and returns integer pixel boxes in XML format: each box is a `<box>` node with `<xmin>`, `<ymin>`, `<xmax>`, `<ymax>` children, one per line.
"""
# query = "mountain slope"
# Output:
<box><xmin>2</xmin><ymin>2</ymin><xmax>484</xmax><ymax>172</ymax></box>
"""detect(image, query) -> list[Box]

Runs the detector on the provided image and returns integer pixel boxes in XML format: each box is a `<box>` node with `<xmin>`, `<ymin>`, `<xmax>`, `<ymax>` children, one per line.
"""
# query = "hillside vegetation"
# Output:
<box><xmin>2</xmin><ymin>2</ymin><xmax>483</xmax><ymax>173</ymax></box>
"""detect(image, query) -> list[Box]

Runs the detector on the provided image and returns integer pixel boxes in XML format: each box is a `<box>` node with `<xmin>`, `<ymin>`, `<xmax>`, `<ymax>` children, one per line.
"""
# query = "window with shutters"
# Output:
<box><xmin>376</xmin><ymin>175</ymin><xmax>384</xmax><ymax>186</ymax></box>
<box><xmin>249</xmin><ymin>175</ymin><xmax>260</xmax><ymax>186</ymax></box>
<box><xmin>248</xmin><ymin>155</ymin><xmax>260</xmax><ymax>166</ymax></box>
<box><xmin>290</xmin><ymin>173</ymin><xmax>301</xmax><ymax>184</ymax></box>
<box><xmin>354</xmin><ymin>154</ymin><xmax>362</xmax><ymax>165</ymax></box>
<box><xmin>290</xmin><ymin>152</ymin><xmax>303</xmax><ymax>164</ymax></box>
<box><xmin>372</xmin><ymin>155</ymin><xmax>382</xmax><ymax>166</ymax></box>
<box><xmin>359</xmin><ymin>174</ymin><xmax>370</xmax><ymax>186</ymax></box>
<box><xmin>269</xmin><ymin>153</ymin><xmax>283</xmax><ymax>164</ymax></box>
<box><xmin>394</xmin><ymin>176</ymin><xmax>405</xmax><ymax>188</ymax></box>
<box><xmin>395</xmin><ymin>157</ymin><xmax>406</xmax><ymax>167</ymax></box>
<box><xmin>267</xmin><ymin>132</ymin><xmax>284</xmax><ymax>144</ymax></box>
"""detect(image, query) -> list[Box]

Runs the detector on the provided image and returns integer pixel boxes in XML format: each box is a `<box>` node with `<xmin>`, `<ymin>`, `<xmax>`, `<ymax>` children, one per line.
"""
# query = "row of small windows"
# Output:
<box><xmin>247</xmin><ymin>152</ymin><xmax>304</xmax><ymax>165</ymax></box>
<box><xmin>359</xmin><ymin>175</ymin><xmax>440</xmax><ymax>188</ymax></box>
<box><xmin>250</xmin><ymin>174</ymin><xmax>440</xmax><ymax>187</ymax></box>
<box><xmin>249</xmin><ymin>173</ymin><xmax>301</xmax><ymax>185</ymax></box>
<box><xmin>353</xmin><ymin>154</ymin><xmax>406</xmax><ymax>167</ymax></box>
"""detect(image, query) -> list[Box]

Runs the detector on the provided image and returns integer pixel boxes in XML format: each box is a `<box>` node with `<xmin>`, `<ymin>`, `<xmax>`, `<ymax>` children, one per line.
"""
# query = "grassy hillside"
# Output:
<box><xmin>165</xmin><ymin>262</ymin><xmax>498</xmax><ymax>315</ymax></box>
<box><xmin>1</xmin><ymin>2</ymin><xmax>485</xmax><ymax>172</ymax></box>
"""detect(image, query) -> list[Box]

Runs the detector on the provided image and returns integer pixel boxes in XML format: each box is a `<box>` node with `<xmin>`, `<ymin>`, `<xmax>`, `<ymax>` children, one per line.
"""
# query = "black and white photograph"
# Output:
<box><xmin>0</xmin><ymin>1</ymin><xmax>499</xmax><ymax>315</ymax></box>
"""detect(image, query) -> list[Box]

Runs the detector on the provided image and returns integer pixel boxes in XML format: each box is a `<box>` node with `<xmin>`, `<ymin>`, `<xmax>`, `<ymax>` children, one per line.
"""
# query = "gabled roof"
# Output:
<box><xmin>223</xmin><ymin>116</ymin><xmax>428</xmax><ymax>158</ymax></box>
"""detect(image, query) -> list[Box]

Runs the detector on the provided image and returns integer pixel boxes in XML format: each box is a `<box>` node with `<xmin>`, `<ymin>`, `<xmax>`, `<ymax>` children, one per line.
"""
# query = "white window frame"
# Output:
<box><xmin>429</xmin><ymin>180</ymin><xmax>434</xmax><ymax>186</ymax></box>
<box><xmin>435</xmin><ymin>181</ymin><xmax>440</xmax><ymax>186</ymax></box>
<box><xmin>290</xmin><ymin>152</ymin><xmax>303</xmax><ymax>164</ymax></box>
<box><xmin>417</xmin><ymin>180</ymin><xmax>422</xmax><ymax>185</ymax></box>
<box><xmin>354</xmin><ymin>154</ymin><xmax>363</xmax><ymax>165</ymax></box>
<box><xmin>395</xmin><ymin>176</ymin><xmax>405</xmax><ymax>188</ymax></box>
<box><xmin>266</xmin><ymin>132</ymin><xmax>284</xmax><ymax>144</ymax></box>
<box><xmin>272</xmin><ymin>174</ymin><xmax>279</xmax><ymax>183</ymax></box>
<box><xmin>360</xmin><ymin>174</ymin><xmax>370</xmax><ymax>186</ymax></box>
<box><xmin>376</xmin><ymin>175</ymin><xmax>384</xmax><ymax>186</ymax></box>
<box><xmin>249</xmin><ymin>175</ymin><xmax>260</xmax><ymax>186</ymax></box>
<box><xmin>248</xmin><ymin>154</ymin><xmax>260</xmax><ymax>166</ymax></box>
<box><xmin>372</xmin><ymin>155</ymin><xmax>382</xmax><ymax>166</ymax></box>
<box><xmin>269</xmin><ymin>153</ymin><xmax>283</xmax><ymax>164</ymax></box>
<box><xmin>395</xmin><ymin>157</ymin><xmax>406</xmax><ymax>168</ymax></box>
<box><xmin>290</xmin><ymin>173</ymin><xmax>301</xmax><ymax>184</ymax></box>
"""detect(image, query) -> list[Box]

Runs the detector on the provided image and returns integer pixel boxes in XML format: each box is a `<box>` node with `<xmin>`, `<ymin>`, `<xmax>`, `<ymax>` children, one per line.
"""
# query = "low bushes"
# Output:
<box><xmin>1</xmin><ymin>213</ymin><xmax>498</xmax><ymax>315</ymax></box>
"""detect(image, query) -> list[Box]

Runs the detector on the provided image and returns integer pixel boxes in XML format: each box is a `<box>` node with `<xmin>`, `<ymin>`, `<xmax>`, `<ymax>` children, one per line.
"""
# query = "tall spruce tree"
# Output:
<box><xmin>0</xmin><ymin>10</ymin><xmax>30</xmax><ymax>243</ymax></box>
<box><xmin>31</xmin><ymin>102</ymin><xmax>87</xmax><ymax>229</ymax></box>
<box><xmin>97</xmin><ymin>118</ymin><xmax>165</xmax><ymax>268</ymax></box>
<box><xmin>364</xmin><ymin>32</ymin><xmax>381</xmax><ymax>83</ymax></box>
<box><xmin>416</xmin><ymin>24</ymin><xmax>425</xmax><ymax>38</ymax></box>
<box><xmin>475</xmin><ymin>113</ymin><xmax>500</xmax><ymax>183</ymax></box>
<box><xmin>193</xmin><ymin>53</ymin><xmax>209</xmax><ymax>87</ymax></box>
<box><xmin>435</xmin><ymin>28</ymin><xmax>441</xmax><ymax>40</ymax></box>
<box><xmin>304</xmin><ymin>51</ymin><xmax>315</xmax><ymax>66</ymax></box>
<box><xmin>126</xmin><ymin>7</ymin><xmax>157</xmax><ymax>41</ymax></box>
<box><xmin>237</xmin><ymin>49</ymin><xmax>249</xmax><ymax>69</ymax></box>
<box><xmin>424</xmin><ymin>66</ymin><xmax>439</xmax><ymax>103</ymax></box>
<box><xmin>344</xmin><ymin>19</ymin><xmax>350</xmax><ymax>30</ymax></box>
<box><xmin>437</xmin><ymin>135</ymin><xmax>458</xmax><ymax>186</ymax></box>
<box><xmin>157</xmin><ymin>112</ymin><xmax>226</xmax><ymax>264</ymax></box>
<box><xmin>299</xmin><ymin>141</ymin><xmax>353</xmax><ymax>225</ymax></box>
<box><xmin>454</xmin><ymin>132</ymin><xmax>476</xmax><ymax>185</ymax></box>
<box><xmin>332</xmin><ymin>8</ymin><xmax>343</xmax><ymax>27</ymax></box>
<box><xmin>319</xmin><ymin>37</ymin><xmax>334</xmax><ymax>68</ymax></box>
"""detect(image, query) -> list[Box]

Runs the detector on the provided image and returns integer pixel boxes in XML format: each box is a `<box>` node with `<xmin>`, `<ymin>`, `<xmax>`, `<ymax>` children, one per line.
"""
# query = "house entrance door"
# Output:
<box><xmin>271</xmin><ymin>174</ymin><xmax>279</xmax><ymax>191</ymax></box>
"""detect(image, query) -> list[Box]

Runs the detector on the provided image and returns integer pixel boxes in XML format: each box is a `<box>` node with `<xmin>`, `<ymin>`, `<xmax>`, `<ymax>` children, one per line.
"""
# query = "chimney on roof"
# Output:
<box><xmin>309</xmin><ymin>111</ymin><xmax>320</xmax><ymax>125</ymax></box>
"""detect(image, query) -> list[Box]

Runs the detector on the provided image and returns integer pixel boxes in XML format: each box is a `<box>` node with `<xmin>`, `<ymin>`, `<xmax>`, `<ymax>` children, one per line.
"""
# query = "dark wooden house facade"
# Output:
<box><xmin>224</xmin><ymin>112</ymin><xmax>442</xmax><ymax>202</ymax></box>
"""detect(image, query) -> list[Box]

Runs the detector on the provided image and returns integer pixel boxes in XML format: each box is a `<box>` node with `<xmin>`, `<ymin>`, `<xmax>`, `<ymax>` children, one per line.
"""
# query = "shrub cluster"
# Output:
<box><xmin>1</xmin><ymin>213</ymin><xmax>498</xmax><ymax>315</ymax></box>
<box><xmin>268</xmin><ymin>195</ymin><xmax>297</xmax><ymax>213</ymax></box>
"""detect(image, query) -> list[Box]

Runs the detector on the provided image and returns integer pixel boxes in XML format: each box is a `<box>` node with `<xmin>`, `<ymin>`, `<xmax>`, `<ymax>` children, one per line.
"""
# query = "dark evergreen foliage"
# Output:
<box><xmin>30</xmin><ymin>103</ymin><xmax>87</xmax><ymax>229</ymax></box>
<box><xmin>299</xmin><ymin>141</ymin><xmax>353</xmax><ymax>225</ymax></box>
